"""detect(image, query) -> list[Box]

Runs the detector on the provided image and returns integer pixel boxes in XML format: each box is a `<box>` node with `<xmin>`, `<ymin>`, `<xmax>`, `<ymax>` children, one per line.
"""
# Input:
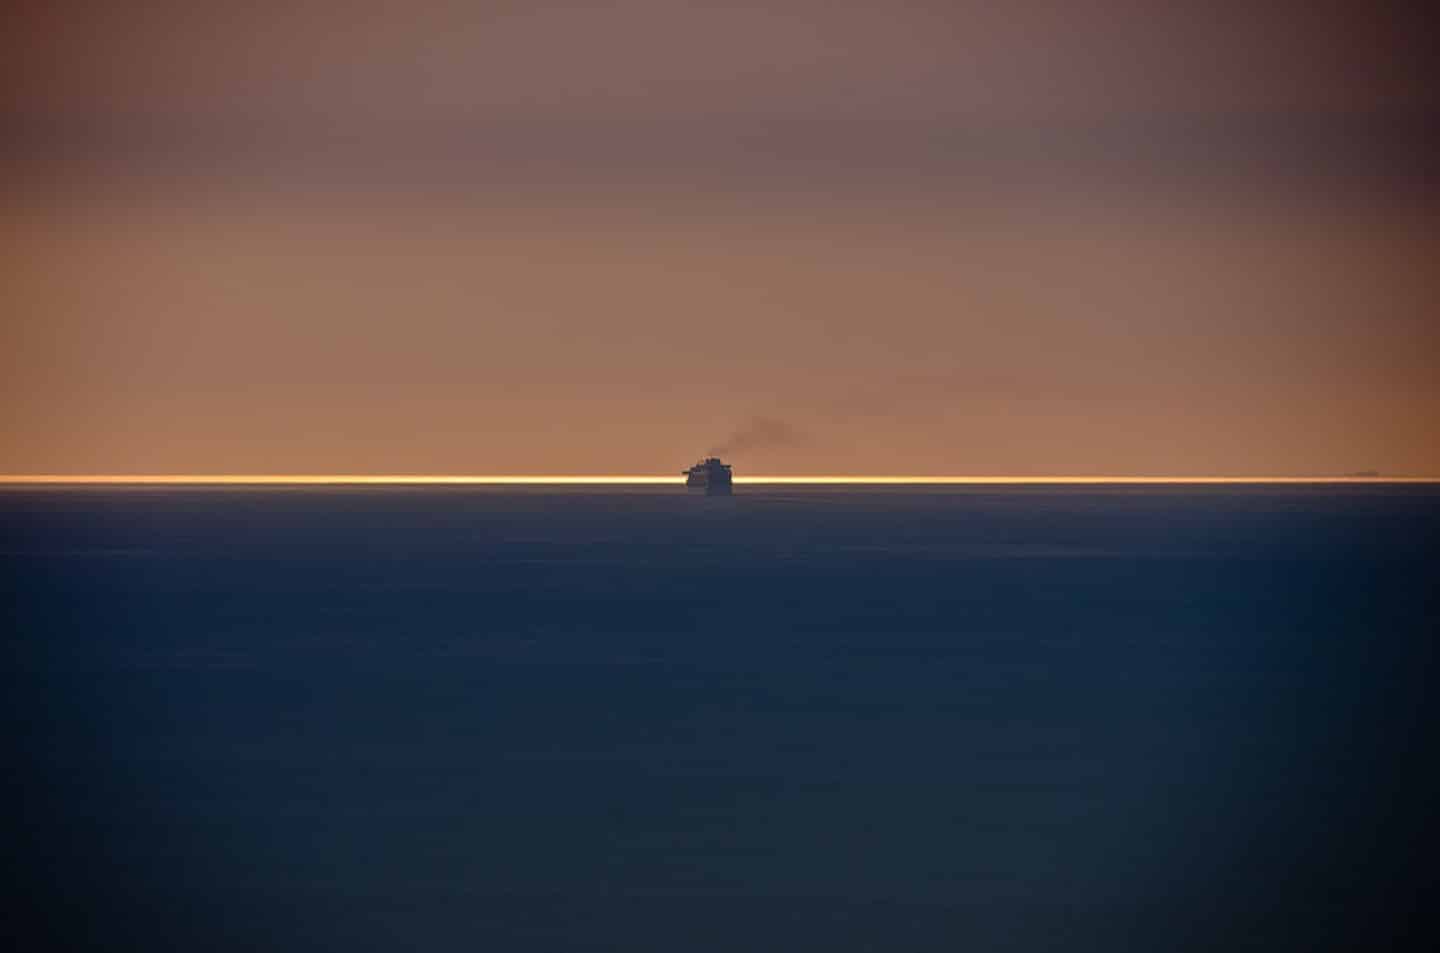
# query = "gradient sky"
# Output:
<box><xmin>3</xmin><ymin>1</ymin><xmax>1437</xmax><ymax>475</ymax></box>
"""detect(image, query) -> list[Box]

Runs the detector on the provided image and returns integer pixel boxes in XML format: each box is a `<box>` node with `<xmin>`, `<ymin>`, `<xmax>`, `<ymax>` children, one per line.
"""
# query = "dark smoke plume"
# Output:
<box><xmin>710</xmin><ymin>416</ymin><xmax>803</xmax><ymax>457</ymax></box>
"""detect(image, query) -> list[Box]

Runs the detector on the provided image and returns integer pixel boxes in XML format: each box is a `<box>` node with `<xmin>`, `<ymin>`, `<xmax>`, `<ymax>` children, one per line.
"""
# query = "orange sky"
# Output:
<box><xmin>2</xmin><ymin>2</ymin><xmax>1437</xmax><ymax>476</ymax></box>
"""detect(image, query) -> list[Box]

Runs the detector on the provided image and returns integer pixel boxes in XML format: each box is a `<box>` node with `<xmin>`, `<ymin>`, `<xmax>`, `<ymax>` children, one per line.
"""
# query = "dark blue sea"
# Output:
<box><xmin>4</xmin><ymin>486</ymin><xmax>1436</xmax><ymax>952</ymax></box>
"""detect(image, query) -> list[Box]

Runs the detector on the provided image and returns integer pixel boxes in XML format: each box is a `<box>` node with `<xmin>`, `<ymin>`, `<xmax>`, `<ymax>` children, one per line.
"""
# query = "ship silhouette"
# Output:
<box><xmin>683</xmin><ymin>457</ymin><xmax>733</xmax><ymax>495</ymax></box>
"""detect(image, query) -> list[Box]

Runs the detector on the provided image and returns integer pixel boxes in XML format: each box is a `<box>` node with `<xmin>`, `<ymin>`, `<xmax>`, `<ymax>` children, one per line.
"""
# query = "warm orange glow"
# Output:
<box><xmin>1</xmin><ymin>475</ymin><xmax>1434</xmax><ymax>486</ymax></box>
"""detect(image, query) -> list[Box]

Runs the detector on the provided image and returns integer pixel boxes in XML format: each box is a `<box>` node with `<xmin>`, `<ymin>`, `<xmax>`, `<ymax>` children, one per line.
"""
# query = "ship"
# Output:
<box><xmin>683</xmin><ymin>457</ymin><xmax>733</xmax><ymax>495</ymax></box>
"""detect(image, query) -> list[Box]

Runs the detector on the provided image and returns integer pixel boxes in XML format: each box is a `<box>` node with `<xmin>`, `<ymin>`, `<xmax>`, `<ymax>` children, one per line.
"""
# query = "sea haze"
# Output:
<box><xmin>4</xmin><ymin>486</ymin><xmax>1436</xmax><ymax>952</ymax></box>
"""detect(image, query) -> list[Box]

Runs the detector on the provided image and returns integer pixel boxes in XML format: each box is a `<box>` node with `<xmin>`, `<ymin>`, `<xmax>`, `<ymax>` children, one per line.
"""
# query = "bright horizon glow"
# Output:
<box><xmin>1</xmin><ymin>475</ymin><xmax>1436</xmax><ymax>486</ymax></box>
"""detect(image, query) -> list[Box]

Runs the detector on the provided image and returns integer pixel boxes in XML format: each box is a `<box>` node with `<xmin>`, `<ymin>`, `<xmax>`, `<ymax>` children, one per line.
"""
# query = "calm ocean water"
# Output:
<box><xmin>4</xmin><ymin>486</ymin><xmax>1436</xmax><ymax>951</ymax></box>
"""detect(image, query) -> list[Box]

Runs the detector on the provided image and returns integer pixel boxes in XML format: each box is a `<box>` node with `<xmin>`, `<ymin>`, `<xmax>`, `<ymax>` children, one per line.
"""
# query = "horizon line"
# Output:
<box><xmin>2</xmin><ymin>475</ymin><xmax>1436</xmax><ymax>486</ymax></box>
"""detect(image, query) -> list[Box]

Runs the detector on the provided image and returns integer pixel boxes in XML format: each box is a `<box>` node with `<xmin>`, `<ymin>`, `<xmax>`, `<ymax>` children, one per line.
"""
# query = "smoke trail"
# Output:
<box><xmin>710</xmin><ymin>416</ymin><xmax>803</xmax><ymax>457</ymax></box>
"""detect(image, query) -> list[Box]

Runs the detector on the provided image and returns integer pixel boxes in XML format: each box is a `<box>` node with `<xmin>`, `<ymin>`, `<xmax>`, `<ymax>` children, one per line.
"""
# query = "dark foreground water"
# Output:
<box><xmin>4</xmin><ymin>486</ymin><xmax>1437</xmax><ymax>952</ymax></box>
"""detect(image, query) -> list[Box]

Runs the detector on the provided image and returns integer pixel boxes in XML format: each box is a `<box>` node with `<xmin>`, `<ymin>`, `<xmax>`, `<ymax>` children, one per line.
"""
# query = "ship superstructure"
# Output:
<box><xmin>683</xmin><ymin>457</ymin><xmax>733</xmax><ymax>495</ymax></box>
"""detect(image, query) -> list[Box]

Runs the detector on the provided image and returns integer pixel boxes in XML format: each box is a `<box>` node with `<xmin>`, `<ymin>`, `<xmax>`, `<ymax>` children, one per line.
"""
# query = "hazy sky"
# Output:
<box><xmin>3</xmin><ymin>1</ymin><xmax>1436</xmax><ymax>474</ymax></box>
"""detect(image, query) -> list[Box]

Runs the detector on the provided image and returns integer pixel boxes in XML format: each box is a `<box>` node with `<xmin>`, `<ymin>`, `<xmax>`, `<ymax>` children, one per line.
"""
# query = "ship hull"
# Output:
<box><xmin>686</xmin><ymin>476</ymin><xmax>732</xmax><ymax>496</ymax></box>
